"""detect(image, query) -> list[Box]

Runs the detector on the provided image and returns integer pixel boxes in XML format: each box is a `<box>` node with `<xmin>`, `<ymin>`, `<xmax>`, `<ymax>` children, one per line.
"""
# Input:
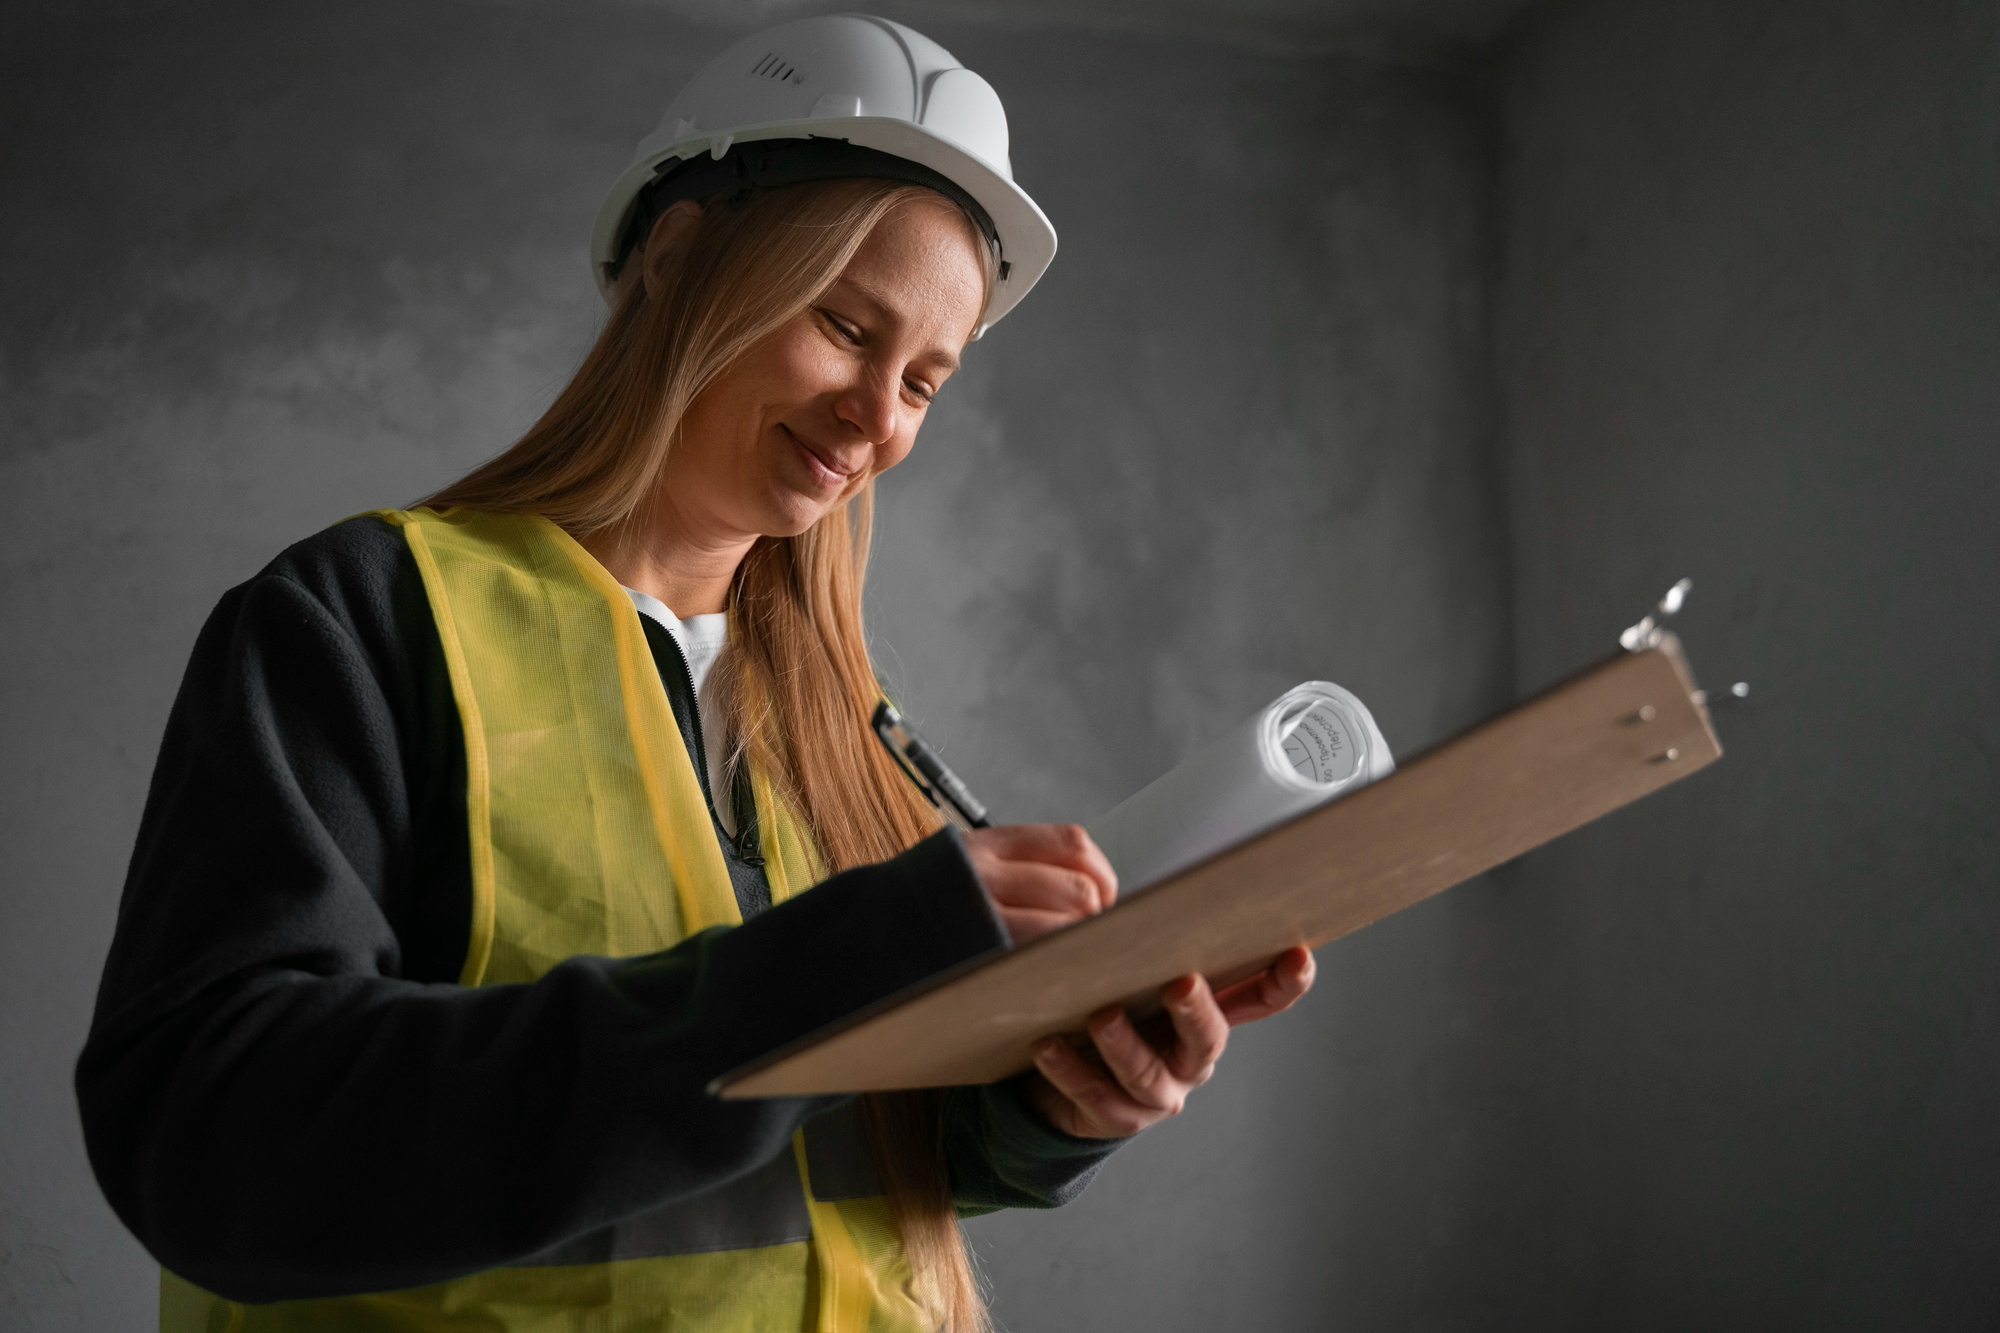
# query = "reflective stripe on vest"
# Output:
<box><xmin>162</xmin><ymin>509</ymin><xmax>929</xmax><ymax>1333</ymax></box>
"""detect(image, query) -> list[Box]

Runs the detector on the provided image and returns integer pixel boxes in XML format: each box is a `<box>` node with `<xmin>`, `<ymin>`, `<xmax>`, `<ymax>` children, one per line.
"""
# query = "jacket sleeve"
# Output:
<box><xmin>943</xmin><ymin>1078</ymin><xmax>1125</xmax><ymax>1216</ymax></box>
<box><xmin>74</xmin><ymin>531</ymin><xmax>1010</xmax><ymax>1304</ymax></box>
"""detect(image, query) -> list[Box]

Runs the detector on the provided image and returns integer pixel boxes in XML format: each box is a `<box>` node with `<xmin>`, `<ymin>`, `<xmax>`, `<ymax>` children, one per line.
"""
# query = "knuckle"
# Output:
<box><xmin>1048</xmin><ymin>1069</ymin><xmax>1089</xmax><ymax>1099</ymax></box>
<box><xmin>1118</xmin><ymin>1032</ymin><xmax>1158</xmax><ymax>1068</ymax></box>
<box><xmin>984</xmin><ymin>824</ymin><xmax>1024</xmax><ymax>853</ymax></box>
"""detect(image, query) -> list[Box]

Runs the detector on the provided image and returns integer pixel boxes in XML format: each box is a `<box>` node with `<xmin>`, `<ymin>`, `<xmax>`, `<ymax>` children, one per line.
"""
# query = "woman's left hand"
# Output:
<box><xmin>1020</xmin><ymin>945</ymin><xmax>1317</xmax><ymax>1139</ymax></box>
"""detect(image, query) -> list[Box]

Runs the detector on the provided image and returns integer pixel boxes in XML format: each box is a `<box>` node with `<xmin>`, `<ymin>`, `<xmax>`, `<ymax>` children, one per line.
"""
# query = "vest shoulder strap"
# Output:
<box><xmin>374</xmin><ymin>506</ymin><xmax>743</xmax><ymax>981</ymax></box>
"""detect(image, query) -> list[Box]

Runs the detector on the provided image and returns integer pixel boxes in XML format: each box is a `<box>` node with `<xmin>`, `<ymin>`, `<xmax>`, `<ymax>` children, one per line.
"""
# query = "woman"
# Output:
<box><xmin>78</xmin><ymin>15</ymin><xmax>1314</xmax><ymax>1332</ymax></box>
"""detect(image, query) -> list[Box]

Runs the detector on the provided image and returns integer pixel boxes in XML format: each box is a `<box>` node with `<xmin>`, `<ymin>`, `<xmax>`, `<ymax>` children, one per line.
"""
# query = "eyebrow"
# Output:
<box><xmin>826</xmin><ymin>278</ymin><xmax>964</xmax><ymax>374</ymax></box>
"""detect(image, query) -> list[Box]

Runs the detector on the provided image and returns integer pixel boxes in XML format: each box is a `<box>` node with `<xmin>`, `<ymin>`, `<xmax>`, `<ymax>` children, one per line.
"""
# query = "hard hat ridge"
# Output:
<box><xmin>588</xmin><ymin>13</ymin><xmax>1056</xmax><ymax>336</ymax></box>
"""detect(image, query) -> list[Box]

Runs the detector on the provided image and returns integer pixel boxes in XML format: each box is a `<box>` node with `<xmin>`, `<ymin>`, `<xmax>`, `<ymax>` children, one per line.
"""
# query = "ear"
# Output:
<box><xmin>641</xmin><ymin>199</ymin><xmax>705</xmax><ymax>301</ymax></box>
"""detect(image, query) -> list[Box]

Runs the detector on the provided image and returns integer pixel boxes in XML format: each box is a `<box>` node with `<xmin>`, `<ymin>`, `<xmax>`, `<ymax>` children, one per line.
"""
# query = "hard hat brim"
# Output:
<box><xmin>589</xmin><ymin>119</ymin><xmax>1056</xmax><ymax>337</ymax></box>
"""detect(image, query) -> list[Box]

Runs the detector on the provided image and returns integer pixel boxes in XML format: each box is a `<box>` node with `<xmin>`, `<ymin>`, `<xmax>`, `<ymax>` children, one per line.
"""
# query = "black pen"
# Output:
<box><xmin>871</xmin><ymin>701</ymin><xmax>993</xmax><ymax>831</ymax></box>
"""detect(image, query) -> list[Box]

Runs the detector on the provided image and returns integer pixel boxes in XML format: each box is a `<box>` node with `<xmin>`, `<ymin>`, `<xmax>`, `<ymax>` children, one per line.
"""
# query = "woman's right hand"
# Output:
<box><xmin>962</xmin><ymin>824</ymin><xmax>1118</xmax><ymax>943</ymax></box>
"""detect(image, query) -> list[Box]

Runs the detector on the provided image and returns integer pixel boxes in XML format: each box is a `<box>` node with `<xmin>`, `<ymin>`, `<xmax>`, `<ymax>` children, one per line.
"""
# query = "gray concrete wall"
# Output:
<box><xmin>867</xmin><ymin>31</ymin><xmax>1507</xmax><ymax>1333</ymax></box>
<box><xmin>0</xmin><ymin>3</ymin><xmax>1506</xmax><ymax>1328</ymax></box>
<box><xmin>1489</xmin><ymin>0</ymin><xmax>2000</xmax><ymax>1324</ymax></box>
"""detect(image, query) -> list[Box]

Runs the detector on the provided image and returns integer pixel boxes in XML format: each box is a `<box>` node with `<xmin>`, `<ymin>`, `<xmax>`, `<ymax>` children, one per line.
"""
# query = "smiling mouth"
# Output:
<box><xmin>783</xmin><ymin>425</ymin><xmax>859</xmax><ymax>488</ymax></box>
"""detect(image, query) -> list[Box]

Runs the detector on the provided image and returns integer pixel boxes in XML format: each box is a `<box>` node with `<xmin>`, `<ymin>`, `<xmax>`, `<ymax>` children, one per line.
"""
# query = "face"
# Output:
<box><xmin>658</xmin><ymin>196</ymin><xmax>988</xmax><ymax>545</ymax></box>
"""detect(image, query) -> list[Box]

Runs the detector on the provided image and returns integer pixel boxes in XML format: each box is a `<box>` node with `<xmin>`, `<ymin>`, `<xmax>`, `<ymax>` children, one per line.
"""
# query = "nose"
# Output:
<box><xmin>832</xmin><ymin>362</ymin><xmax>902</xmax><ymax>445</ymax></box>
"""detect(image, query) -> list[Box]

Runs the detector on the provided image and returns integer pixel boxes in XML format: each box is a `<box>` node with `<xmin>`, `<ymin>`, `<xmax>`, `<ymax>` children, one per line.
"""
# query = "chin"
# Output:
<box><xmin>758</xmin><ymin>494</ymin><xmax>839</xmax><ymax>539</ymax></box>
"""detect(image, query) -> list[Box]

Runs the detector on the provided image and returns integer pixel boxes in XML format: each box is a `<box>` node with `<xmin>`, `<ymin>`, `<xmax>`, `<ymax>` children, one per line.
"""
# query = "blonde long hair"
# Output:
<box><xmin>425</xmin><ymin>178</ymin><xmax>994</xmax><ymax>1331</ymax></box>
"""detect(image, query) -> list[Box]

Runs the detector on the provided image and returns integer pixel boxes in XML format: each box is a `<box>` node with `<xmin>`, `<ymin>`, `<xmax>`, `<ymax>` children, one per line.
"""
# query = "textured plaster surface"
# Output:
<box><xmin>0</xmin><ymin>3</ymin><xmax>1506</xmax><ymax>1328</ymax></box>
<box><xmin>870</xmin><ymin>30</ymin><xmax>1507</xmax><ymax>1333</ymax></box>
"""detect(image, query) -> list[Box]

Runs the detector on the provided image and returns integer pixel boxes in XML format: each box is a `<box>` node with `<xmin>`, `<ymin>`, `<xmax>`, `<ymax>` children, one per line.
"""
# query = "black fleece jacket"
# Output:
<box><xmin>76</xmin><ymin>516</ymin><xmax>1116</xmax><ymax>1303</ymax></box>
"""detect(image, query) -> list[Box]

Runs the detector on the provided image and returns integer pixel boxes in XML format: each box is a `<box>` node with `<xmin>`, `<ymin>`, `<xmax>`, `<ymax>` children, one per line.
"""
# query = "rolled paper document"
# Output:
<box><xmin>1087</xmin><ymin>681</ymin><xmax>1395</xmax><ymax>896</ymax></box>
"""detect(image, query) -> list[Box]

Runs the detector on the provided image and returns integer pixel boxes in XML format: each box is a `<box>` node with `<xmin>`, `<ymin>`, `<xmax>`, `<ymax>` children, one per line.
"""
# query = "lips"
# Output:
<box><xmin>783</xmin><ymin>424</ymin><xmax>862</xmax><ymax>486</ymax></box>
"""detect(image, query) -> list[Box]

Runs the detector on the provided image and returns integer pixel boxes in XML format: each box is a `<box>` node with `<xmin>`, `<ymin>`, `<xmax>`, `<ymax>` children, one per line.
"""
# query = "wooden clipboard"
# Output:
<box><xmin>717</xmin><ymin>635</ymin><xmax>1720</xmax><ymax>1098</ymax></box>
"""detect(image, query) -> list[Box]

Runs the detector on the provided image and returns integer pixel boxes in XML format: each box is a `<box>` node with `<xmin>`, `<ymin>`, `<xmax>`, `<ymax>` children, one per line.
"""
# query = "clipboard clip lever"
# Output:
<box><xmin>1620</xmin><ymin>579</ymin><xmax>1751</xmax><ymax>709</ymax></box>
<box><xmin>1619</xmin><ymin>578</ymin><xmax>1692</xmax><ymax>653</ymax></box>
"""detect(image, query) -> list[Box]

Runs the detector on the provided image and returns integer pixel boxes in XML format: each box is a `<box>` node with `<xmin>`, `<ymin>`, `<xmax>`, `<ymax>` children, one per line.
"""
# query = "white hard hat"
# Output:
<box><xmin>589</xmin><ymin>13</ymin><xmax>1056</xmax><ymax>337</ymax></box>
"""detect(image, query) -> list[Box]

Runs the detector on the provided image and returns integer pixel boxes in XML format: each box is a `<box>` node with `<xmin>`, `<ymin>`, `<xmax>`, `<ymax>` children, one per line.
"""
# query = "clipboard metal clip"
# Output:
<box><xmin>1619</xmin><ymin>578</ymin><xmax>1693</xmax><ymax>652</ymax></box>
<box><xmin>1621</xmin><ymin>579</ymin><xmax>1751</xmax><ymax>709</ymax></box>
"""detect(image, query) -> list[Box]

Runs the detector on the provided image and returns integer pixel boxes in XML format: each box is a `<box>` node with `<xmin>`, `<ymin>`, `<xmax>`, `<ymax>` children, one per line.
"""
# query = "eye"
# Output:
<box><xmin>903</xmin><ymin>377</ymin><xmax>936</xmax><ymax>405</ymax></box>
<box><xmin>817</xmin><ymin>308</ymin><xmax>864</xmax><ymax>346</ymax></box>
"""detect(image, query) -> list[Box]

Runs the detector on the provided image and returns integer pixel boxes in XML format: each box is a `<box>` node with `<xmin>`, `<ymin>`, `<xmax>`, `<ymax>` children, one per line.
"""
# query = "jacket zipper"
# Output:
<box><xmin>652</xmin><ymin>626</ymin><xmax>763</xmax><ymax>867</ymax></box>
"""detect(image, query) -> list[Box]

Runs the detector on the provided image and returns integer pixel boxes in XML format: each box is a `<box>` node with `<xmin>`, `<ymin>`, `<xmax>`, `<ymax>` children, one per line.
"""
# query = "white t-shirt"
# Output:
<box><xmin>623</xmin><ymin>588</ymin><xmax>736</xmax><ymax>834</ymax></box>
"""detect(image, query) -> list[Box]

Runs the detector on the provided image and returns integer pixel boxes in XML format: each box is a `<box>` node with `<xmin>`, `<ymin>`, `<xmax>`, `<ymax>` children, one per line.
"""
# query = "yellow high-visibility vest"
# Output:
<box><xmin>161</xmin><ymin>507</ymin><xmax>929</xmax><ymax>1333</ymax></box>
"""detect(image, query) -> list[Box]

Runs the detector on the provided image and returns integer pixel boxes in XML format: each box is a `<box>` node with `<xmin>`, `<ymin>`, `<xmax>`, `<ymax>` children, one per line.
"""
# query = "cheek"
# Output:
<box><xmin>758</xmin><ymin>325</ymin><xmax>844</xmax><ymax>399</ymax></box>
<box><xmin>679</xmin><ymin>375</ymin><xmax>756</xmax><ymax>457</ymax></box>
<box><xmin>699</xmin><ymin>325</ymin><xmax>834</xmax><ymax>440</ymax></box>
<box><xmin>688</xmin><ymin>348</ymin><xmax>816</xmax><ymax>470</ymax></box>
<box><xmin>873</xmin><ymin>430</ymin><xmax>918</xmax><ymax>478</ymax></box>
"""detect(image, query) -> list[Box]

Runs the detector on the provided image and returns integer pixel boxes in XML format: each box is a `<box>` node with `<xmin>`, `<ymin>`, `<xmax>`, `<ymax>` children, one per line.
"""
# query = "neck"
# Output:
<box><xmin>591</xmin><ymin>492</ymin><xmax>756</xmax><ymax>618</ymax></box>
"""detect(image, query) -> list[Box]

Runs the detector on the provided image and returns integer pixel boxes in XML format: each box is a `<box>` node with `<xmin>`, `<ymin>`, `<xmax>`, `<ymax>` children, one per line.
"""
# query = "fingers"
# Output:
<box><xmin>965</xmin><ymin>824</ymin><xmax>1117</xmax><ymax>911</ymax></box>
<box><xmin>1026</xmin><ymin>975</ymin><xmax>1230</xmax><ymax>1138</ymax></box>
<box><xmin>965</xmin><ymin>824</ymin><xmax>1120</xmax><ymax>942</ymax></box>
<box><xmin>1030</xmin><ymin>1038</ymin><xmax>1147</xmax><ymax>1139</ymax></box>
<box><xmin>1023</xmin><ymin>959</ymin><xmax>1312</xmax><ymax>1141</ymax></box>
<box><xmin>979</xmin><ymin>860</ymin><xmax>1107</xmax><ymax>943</ymax></box>
<box><xmin>1155</xmin><ymin>975</ymin><xmax>1230</xmax><ymax>1082</ymax></box>
<box><xmin>1213</xmin><ymin>948</ymin><xmax>1316</xmax><ymax>1027</ymax></box>
<box><xmin>995</xmin><ymin>906</ymin><xmax>1095</xmax><ymax>943</ymax></box>
<box><xmin>985</xmin><ymin>860</ymin><xmax>1107</xmax><ymax>916</ymax></box>
<box><xmin>1094</xmin><ymin>975</ymin><xmax>1228</xmax><ymax>1102</ymax></box>
<box><xmin>1084</xmin><ymin>1008</ymin><xmax>1181</xmax><ymax>1113</ymax></box>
